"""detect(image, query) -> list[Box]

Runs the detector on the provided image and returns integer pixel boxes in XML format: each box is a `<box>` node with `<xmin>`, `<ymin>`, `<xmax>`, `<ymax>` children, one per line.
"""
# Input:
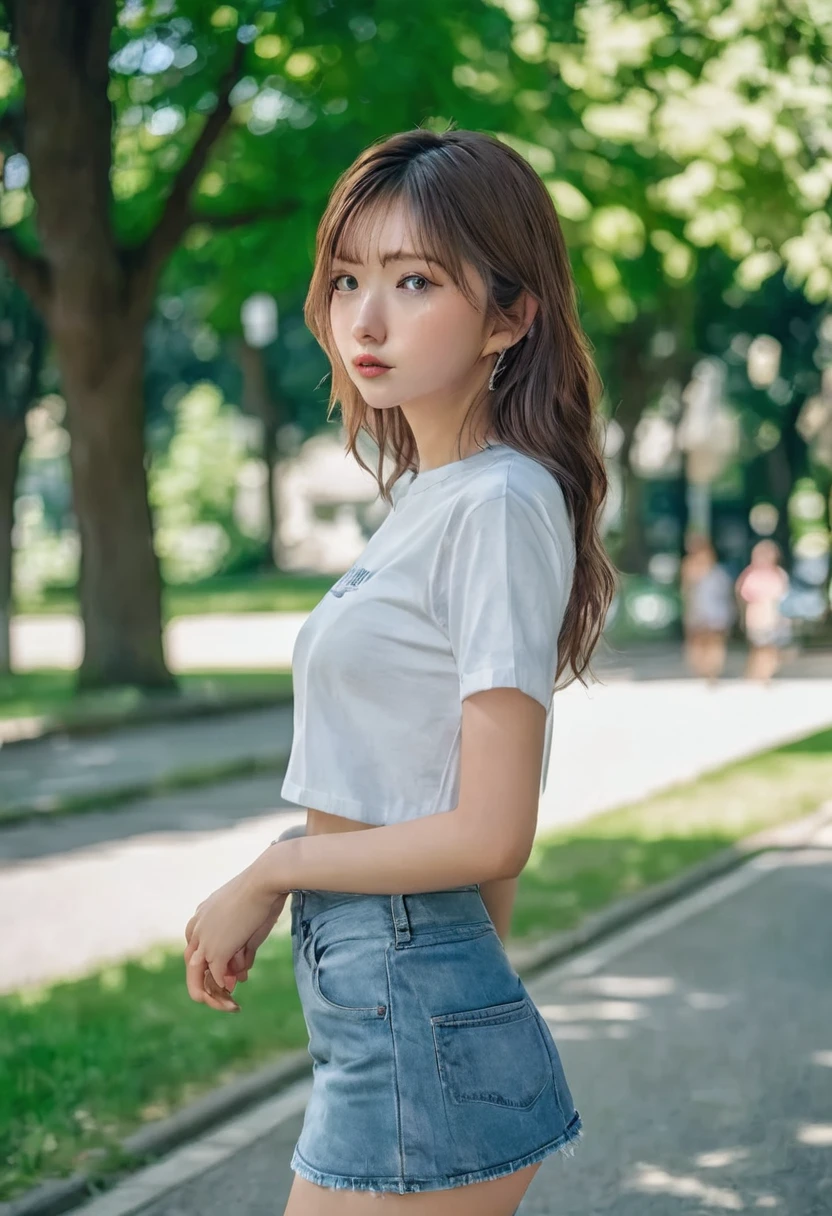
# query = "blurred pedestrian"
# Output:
<box><xmin>680</xmin><ymin>533</ymin><xmax>736</xmax><ymax>683</ymax></box>
<box><xmin>735</xmin><ymin>539</ymin><xmax>791</xmax><ymax>683</ymax></box>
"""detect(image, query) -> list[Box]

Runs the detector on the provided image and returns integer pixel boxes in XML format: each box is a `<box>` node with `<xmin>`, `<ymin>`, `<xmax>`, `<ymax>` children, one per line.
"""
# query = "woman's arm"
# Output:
<box><xmin>479</xmin><ymin>876</ymin><xmax>518</xmax><ymax>944</ymax></box>
<box><xmin>274</xmin><ymin>827</ymin><xmax>519</xmax><ymax>922</ymax></box>
<box><xmin>254</xmin><ymin>808</ymin><xmax>512</xmax><ymax>897</ymax></box>
<box><xmin>249</xmin><ymin>688</ymin><xmax>546</xmax><ymax>901</ymax></box>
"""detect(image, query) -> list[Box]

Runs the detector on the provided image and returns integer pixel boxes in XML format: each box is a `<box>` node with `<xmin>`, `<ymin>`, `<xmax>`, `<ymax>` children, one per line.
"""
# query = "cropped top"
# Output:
<box><xmin>280</xmin><ymin>441</ymin><xmax>576</xmax><ymax>826</ymax></box>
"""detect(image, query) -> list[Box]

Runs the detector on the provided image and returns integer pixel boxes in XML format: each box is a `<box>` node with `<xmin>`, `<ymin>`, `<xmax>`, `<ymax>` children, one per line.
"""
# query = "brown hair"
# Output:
<box><xmin>304</xmin><ymin>126</ymin><xmax>618</xmax><ymax>691</ymax></box>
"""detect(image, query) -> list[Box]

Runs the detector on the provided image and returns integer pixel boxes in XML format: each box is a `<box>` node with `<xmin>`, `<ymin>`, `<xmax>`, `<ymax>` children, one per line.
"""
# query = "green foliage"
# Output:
<box><xmin>148</xmin><ymin>381</ymin><xmax>260</xmax><ymax>583</ymax></box>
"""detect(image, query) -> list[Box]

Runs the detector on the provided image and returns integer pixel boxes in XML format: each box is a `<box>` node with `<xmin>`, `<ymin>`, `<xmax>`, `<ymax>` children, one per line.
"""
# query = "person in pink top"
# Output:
<box><xmin>735</xmin><ymin>540</ymin><xmax>791</xmax><ymax>683</ymax></box>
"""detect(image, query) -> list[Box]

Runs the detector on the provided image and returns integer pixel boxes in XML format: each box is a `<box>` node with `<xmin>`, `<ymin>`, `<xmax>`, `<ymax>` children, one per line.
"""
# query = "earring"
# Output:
<box><xmin>488</xmin><ymin>348</ymin><xmax>507</xmax><ymax>392</ymax></box>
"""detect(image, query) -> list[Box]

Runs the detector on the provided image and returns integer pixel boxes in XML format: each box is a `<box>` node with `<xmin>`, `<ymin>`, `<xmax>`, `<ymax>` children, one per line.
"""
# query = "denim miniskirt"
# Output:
<box><xmin>287</xmin><ymin>880</ymin><xmax>583</xmax><ymax>1196</ymax></box>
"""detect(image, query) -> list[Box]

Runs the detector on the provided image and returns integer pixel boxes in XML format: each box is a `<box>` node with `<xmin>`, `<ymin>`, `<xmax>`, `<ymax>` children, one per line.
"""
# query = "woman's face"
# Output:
<box><xmin>752</xmin><ymin>541</ymin><xmax>778</xmax><ymax>566</ymax></box>
<box><xmin>328</xmin><ymin>200</ymin><xmax>497</xmax><ymax>413</ymax></box>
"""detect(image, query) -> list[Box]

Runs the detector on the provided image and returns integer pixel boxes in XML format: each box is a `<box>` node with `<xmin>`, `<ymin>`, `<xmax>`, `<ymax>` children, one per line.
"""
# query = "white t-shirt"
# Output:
<box><xmin>280</xmin><ymin>442</ymin><xmax>576</xmax><ymax>826</ymax></box>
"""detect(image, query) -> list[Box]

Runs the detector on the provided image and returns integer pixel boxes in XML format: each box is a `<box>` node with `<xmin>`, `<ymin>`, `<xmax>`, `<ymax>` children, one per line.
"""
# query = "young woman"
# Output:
<box><xmin>735</xmin><ymin>539</ymin><xmax>792</xmax><ymax>683</ymax></box>
<box><xmin>184</xmin><ymin>126</ymin><xmax>616</xmax><ymax>1214</ymax></box>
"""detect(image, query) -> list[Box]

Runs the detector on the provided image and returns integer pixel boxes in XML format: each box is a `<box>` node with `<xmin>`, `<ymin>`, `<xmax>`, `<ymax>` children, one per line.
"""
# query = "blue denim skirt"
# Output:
<box><xmin>288</xmin><ymin>882</ymin><xmax>583</xmax><ymax>1195</ymax></box>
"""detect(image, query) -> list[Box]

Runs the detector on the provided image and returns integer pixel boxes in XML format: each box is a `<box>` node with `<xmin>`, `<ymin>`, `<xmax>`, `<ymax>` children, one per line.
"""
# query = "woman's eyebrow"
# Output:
<box><xmin>333</xmin><ymin>250</ymin><xmax>434</xmax><ymax>267</ymax></box>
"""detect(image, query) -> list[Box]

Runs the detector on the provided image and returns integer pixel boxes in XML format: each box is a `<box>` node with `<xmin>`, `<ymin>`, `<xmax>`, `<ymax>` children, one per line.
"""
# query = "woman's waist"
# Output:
<box><xmin>292</xmin><ymin>884</ymin><xmax>486</xmax><ymax>938</ymax></box>
<box><xmin>305</xmin><ymin>807</ymin><xmax>375</xmax><ymax>836</ymax></box>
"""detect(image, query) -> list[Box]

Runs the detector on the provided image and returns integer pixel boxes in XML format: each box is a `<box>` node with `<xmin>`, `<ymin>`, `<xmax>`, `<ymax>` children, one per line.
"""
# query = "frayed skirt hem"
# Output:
<box><xmin>290</xmin><ymin>1109</ymin><xmax>583</xmax><ymax>1195</ymax></box>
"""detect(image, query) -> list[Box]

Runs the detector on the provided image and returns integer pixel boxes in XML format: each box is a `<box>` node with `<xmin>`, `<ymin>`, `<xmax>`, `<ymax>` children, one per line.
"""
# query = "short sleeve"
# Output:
<box><xmin>439</xmin><ymin>490</ymin><xmax>572</xmax><ymax>708</ymax></box>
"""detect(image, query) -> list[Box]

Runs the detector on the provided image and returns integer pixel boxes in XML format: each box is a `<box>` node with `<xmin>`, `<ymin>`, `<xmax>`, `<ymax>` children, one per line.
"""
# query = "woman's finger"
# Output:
<box><xmin>207</xmin><ymin>958</ymin><xmax>232</xmax><ymax>993</ymax></box>
<box><xmin>203</xmin><ymin>968</ymin><xmax>240</xmax><ymax>1012</ymax></box>
<box><xmin>185</xmin><ymin>944</ymin><xmax>210</xmax><ymax>1004</ymax></box>
<box><xmin>186</xmin><ymin>949</ymin><xmax>235</xmax><ymax>1012</ymax></box>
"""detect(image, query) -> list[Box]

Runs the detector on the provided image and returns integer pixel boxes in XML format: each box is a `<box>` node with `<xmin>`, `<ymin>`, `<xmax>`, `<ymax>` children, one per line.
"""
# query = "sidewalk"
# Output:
<box><xmin>10</xmin><ymin>612</ymin><xmax>310</xmax><ymax>672</ymax></box>
<box><xmin>2</xmin><ymin>672</ymin><xmax>832</xmax><ymax>992</ymax></box>
<box><xmin>0</xmin><ymin>704</ymin><xmax>294</xmax><ymax>816</ymax></box>
<box><xmin>66</xmin><ymin>822</ymin><xmax>832</xmax><ymax>1215</ymax></box>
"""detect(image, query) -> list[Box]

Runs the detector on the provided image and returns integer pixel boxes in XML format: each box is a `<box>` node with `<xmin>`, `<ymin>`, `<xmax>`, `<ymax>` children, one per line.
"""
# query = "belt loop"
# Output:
<box><xmin>390</xmin><ymin>894</ymin><xmax>412</xmax><ymax>946</ymax></box>
<box><xmin>294</xmin><ymin>890</ymin><xmax>308</xmax><ymax>937</ymax></box>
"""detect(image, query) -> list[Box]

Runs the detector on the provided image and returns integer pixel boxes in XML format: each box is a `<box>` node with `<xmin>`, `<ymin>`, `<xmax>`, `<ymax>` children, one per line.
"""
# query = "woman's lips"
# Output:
<box><xmin>355</xmin><ymin>363</ymin><xmax>391</xmax><ymax>378</ymax></box>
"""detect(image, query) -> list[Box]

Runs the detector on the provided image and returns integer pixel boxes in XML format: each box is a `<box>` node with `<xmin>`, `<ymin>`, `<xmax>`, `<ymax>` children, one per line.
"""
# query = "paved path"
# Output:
<box><xmin>71</xmin><ymin>824</ymin><xmax>832</xmax><ymax>1215</ymax></box>
<box><xmin>3</xmin><ymin>670</ymin><xmax>832</xmax><ymax>992</ymax></box>
<box><xmin>0</xmin><ymin>705</ymin><xmax>294</xmax><ymax>813</ymax></box>
<box><xmin>9</xmin><ymin>612</ymin><xmax>311</xmax><ymax>673</ymax></box>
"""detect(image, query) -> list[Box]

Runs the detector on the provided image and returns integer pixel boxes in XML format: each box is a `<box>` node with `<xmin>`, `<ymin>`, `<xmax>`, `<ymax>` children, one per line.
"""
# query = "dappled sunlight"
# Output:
<box><xmin>810</xmin><ymin>1050</ymin><xmax>832</xmax><ymax>1067</ymax></box>
<box><xmin>538</xmin><ymin>999</ymin><xmax>649</xmax><ymax>1022</ymax></box>
<box><xmin>624</xmin><ymin>1161</ymin><xmax>745</xmax><ymax>1209</ymax></box>
<box><xmin>685</xmin><ymin>990</ymin><xmax>735</xmax><ymax>1010</ymax></box>
<box><xmin>695</xmin><ymin>1147</ymin><xmax>752</xmax><ymax>1168</ymax></box>
<box><xmin>796</xmin><ymin>1123</ymin><xmax>832</xmax><ymax>1147</ymax></box>
<box><xmin>572</xmin><ymin>973</ymin><xmax>676</xmax><ymax>998</ymax></box>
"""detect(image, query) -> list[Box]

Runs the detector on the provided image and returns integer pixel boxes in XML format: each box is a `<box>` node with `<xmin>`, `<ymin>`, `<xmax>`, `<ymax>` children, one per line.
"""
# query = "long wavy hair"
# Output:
<box><xmin>304</xmin><ymin>126</ymin><xmax>618</xmax><ymax>690</ymax></box>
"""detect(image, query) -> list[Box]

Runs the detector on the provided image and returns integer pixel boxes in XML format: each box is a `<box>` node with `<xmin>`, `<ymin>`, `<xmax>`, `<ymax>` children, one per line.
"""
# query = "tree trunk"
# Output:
<box><xmin>608</xmin><ymin>307</ymin><xmax>699</xmax><ymax>573</ymax></box>
<box><xmin>0</xmin><ymin>413</ymin><xmax>27</xmax><ymax>675</ymax></box>
<box><xmin>58</xmin><ymin>328</ymin><xmax>173</xmax><ymax>689</ymax></box>
<box><xmin>6</xmin><ymin>0</ymin><xmax>245</xmax><ymax>689</ymax></box>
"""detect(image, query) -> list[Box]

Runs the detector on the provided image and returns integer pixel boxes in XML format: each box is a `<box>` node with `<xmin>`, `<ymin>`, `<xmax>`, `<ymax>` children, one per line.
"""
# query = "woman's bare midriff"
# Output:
<box><xmin>304</xmin><ymin>808</ymin><xmax>375</xmax><ymax>835</ymax></box>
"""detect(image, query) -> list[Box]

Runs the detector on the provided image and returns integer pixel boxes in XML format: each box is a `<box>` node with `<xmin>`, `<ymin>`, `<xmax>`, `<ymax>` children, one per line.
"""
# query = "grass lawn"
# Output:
<box><xmin>16</xmin><ymin>571</ymin><xmax>336</xmax><ymax>619</ymax></box>
<box><xmin>0</xmin><ymin>669</ymin><xmax>293</xmax><ymax>727</ymax></box>
<box><xmin>2</xmin><ymin>725</ymin><xmax>831</xmax><ymax>1201</ymax></box>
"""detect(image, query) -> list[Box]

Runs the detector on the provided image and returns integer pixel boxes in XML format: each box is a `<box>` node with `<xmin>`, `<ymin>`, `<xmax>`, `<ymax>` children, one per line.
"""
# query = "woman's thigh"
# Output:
<box><xmin>283</xmin><ymin>1160</ymin><xmax>542</xmax><ymax>1215</ymax></box>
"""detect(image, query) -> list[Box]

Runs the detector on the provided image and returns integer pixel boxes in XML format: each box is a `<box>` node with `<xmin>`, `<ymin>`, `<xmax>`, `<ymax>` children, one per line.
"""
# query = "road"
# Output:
<box><xmin>71</xmin><ymin>824</ymin><xmax>832</xmax><ymax>1215</ymax></box>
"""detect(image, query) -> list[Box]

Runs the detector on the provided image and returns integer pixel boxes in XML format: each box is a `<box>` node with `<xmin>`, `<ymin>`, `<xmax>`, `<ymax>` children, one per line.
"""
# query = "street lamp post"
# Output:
<box><xmin>677</xmin><ymin>358</ymin><xmax>738</xmax><ymax>542</ymax></box>
<box><xmin>240</xmin><ymin>294</ymin><xmax>281</xmax><ymax>568</ymax></box>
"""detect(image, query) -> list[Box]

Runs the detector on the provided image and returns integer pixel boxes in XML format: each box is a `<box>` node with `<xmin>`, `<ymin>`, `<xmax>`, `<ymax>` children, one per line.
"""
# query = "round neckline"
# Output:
<box><xmin>406</xmin><ymin>442</ymin><xmax>511</xmax><ymax>496</ymax></box>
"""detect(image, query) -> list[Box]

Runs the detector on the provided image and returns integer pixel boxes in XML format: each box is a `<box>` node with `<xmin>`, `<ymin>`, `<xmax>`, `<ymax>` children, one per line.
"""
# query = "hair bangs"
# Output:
<box><xmin>330</xmin><ymin>176</ymin><xmax>475</xmax><ymax>306</ymax></box>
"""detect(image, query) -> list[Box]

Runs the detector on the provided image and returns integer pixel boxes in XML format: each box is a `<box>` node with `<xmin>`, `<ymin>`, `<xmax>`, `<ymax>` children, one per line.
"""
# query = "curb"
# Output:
<box><xmin>506</xmin><ymin>798</ymin><xmax>832</xmax><ymax>978</ymax></box>
<box><xmin>3</xmin><ymin>799</ymin><xmax>830</xmax><ymax>1216</ymax></box>
<box><xmin>0</xmin><ymin>751</ymin><xmax>292</xmax><ymax>829</ymax></box>
<box><xmin>0</xmin><ymin>690</ymin><xmax>292</xmax><ymax>751</ymax></box>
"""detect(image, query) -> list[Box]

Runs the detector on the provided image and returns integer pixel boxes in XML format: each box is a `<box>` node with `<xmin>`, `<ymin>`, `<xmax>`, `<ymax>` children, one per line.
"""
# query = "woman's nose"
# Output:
<box><xmin>351</xmin><ymin>296</ymin><xmax>385</xmax><ymax>343</ymax></box>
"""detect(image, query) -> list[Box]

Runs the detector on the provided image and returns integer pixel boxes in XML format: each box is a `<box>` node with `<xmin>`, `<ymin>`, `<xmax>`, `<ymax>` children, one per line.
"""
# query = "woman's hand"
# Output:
<box><xmin>183</xmin><ymin>862</ymin><xmax>289</xmax><ymax>1010</ymax></box>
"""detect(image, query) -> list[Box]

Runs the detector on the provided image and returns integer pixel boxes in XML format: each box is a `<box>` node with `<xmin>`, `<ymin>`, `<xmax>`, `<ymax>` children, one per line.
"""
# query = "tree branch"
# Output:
<box><xmin>0</xmin><ymin>231</ymin><xmax>50</xmax><ymax>312</ymax></box>
<box><xmin>139</xmin><ymin>39</ymin><xmax>246</xmax><ymax>287</ymax></box>
<box><xmin>186</xmin><ymin>199</ymin><xmax>300</xmax><ymax>230</ymax></box>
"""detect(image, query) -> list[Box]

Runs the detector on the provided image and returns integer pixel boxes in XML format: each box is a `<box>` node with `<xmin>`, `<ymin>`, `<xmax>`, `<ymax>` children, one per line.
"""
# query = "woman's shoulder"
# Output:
<box><xmin>455</xmin><ymin>446</ymin><xmax>572</xmax><ymax>540</ymax></box>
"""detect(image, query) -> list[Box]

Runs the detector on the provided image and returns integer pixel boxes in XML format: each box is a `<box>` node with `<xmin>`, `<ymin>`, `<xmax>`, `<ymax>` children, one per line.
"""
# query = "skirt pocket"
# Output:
<box><xmin>431</xmin><ymin>996</ymin><xmax>550</xmax><ymax>1110</ymax></box>
<box><xmin>308</xmin><ymin>930</ymin><xmax>389</xmax><ymax>1022</ymax></box>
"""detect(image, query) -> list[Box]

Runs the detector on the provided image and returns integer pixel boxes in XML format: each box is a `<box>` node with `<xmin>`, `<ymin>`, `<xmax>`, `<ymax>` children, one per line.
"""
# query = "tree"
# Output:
<box><xmin>0</xmin><ymin>2</ymin><xmax>262</xmax><ymax>687</ymax></box>
<box><xmin>0</xmin><ymin>0</ymin><xmax>519</xmax><ymax>687</ymax></box>
<box><xmin>0</xmin><ymin>267</ymin><xmax>43</xmax><ymax>672</ymax></box>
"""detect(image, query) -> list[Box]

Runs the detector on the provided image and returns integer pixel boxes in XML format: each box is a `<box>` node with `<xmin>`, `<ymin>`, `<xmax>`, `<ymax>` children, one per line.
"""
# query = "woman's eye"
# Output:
<box><xmin>330</xmin><ymin>272</ymin><xmax>432</xmax><ymax>292</ymax></box>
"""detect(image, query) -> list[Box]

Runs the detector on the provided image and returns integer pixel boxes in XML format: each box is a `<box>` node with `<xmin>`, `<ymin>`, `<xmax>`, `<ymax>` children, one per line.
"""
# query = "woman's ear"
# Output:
<box><xmin>521</xmin><ymin>293</ymin><xmax>540</xmax><ymax>341</ymax></box>
<box><xmin>483</xmin><ymin>293</ymin><xmax>540</xmax><ymax>357</ymax></box>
